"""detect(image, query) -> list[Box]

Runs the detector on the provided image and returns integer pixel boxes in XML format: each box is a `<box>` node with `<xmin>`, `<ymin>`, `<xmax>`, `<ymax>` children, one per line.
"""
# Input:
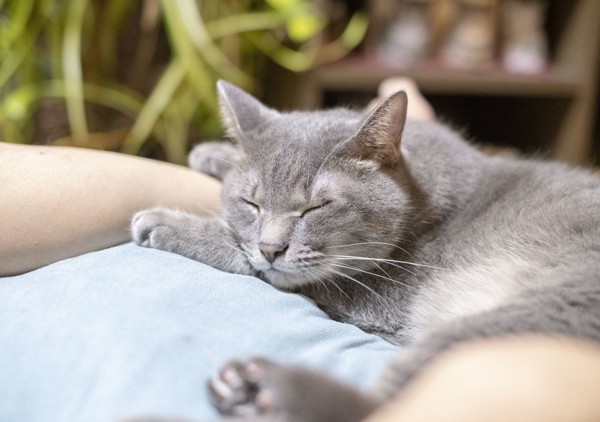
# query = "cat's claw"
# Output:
<box><xmin>207</xmin><ymin>357</ymin><xmax>276</xmax><ymax>417</ymax></box>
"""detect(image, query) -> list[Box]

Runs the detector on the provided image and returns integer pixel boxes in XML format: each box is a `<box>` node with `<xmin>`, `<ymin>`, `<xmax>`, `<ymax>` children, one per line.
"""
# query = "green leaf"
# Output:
<box><xmin>286</xmin><ymin>13</ymin><xmax>325</xmax><ymax>43</ymax></box>
<box><xmin>120</xmin><ymin>59</ymin><xmax>186</xmax><ymax>156</ymax></box>
<box><xmin>265</xmin><ymin>0</ymin><xmax>300</xmax><ymax>13</ymax></box>
<box><xmin>61</xmin><ymin>0</ymin><xmax>89</xmax><ymax>139</ymax></box>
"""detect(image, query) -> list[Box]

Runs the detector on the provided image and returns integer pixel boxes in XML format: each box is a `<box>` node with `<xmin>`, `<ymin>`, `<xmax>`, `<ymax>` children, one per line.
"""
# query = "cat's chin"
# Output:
<box><xmin>261</xmin><ymin>269</ymin><xmax>316</xmax><ymax>290</ymax></box>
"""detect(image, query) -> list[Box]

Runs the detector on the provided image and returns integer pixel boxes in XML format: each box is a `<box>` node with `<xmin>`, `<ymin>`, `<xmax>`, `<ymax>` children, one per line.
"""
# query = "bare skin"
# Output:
<box><xmin>0</xmin><ymin>143</ymin><xmax>220</xmax><ymax>276</ymax></box>
<box><xmin>366</xmin><ymin>336</ymin><xmax>600</xmax><ymax>422</ymax></box>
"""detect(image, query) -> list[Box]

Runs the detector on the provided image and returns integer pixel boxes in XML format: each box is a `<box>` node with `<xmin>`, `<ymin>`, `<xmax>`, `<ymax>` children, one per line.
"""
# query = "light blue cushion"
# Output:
<box><xmin>0</xmin><ymin>243</ymin><xmax>400</xmax><ymax>422</ymax></box>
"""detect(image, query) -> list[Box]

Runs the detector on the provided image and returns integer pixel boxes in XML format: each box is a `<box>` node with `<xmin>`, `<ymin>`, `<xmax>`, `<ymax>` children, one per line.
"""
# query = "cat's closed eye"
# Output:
<box><xmin>300</xmin><ymin>200</ymin><xmax>332</xmax><ymax>217</ymax></box>
<box><xmin>241</xmin><ymin>197</ymin><xmax>261</xmax><ymax>213</ymax></box>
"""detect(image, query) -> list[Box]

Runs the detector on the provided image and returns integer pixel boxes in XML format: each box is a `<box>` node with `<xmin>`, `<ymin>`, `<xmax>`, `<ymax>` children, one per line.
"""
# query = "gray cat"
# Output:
<box><xmin>131</xmin><ymin>81</ymin><xmax>600</xmax><ymax>422</ymax></box>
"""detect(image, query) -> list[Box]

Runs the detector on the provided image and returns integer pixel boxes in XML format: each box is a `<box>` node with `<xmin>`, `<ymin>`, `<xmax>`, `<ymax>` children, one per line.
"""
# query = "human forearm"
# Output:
<box><xmin>1</xmin><ymin>143</ymin><xmax>221</xmax><ymax>276</ymax></box>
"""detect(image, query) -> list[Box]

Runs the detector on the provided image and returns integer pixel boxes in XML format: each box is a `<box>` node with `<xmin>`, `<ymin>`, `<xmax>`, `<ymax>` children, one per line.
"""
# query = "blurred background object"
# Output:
<box><xmin>501</xmin><ymin>0</ymin><xmax>549</xmax><ymax>74</ymax></box>
<box><xmin>441</xmin><ymin>0</ymin><xmax>498</xmax><ymax>71</ymax></box>
<box><xmin>373</xmin><ymin>0</ymin><xmax>550</xmax><ymax>74</ymax></box>
<box><xmin>269</xmin><ymin>0</ymin><xmax>600</xmax><ymax>166</ymax></box>
<box><xmin>377</xmin><ymin>0</ymin><xmax>431</xmax><ymax>69</ymax></box>
<box><xmin>0</xmin><ymin>0</ymin><xmax>368</xmax><ymax>163</ymax></box>
<box><xmin>1</xmin><ymin>0</ymin><xmax>599</xmax><ymax>167</ymax></box>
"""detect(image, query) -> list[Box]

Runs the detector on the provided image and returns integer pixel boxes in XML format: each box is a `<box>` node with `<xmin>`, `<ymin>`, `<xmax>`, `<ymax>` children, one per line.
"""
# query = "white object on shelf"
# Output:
<box><xmin>377</xmin><ymin>0</ymin><xmax>431</xmax><ymax>69</ymax></box>
<box><xmin>501</xmin><ymin>0</ymin><xmax>549</xmax><ymax>74</ymax></box>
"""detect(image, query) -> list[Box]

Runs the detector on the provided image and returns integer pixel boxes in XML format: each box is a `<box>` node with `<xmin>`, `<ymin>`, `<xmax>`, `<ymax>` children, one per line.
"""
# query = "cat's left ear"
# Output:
<box><xmin>352</xmin><ymin>91</ymin><xmax>408</xmax><ymax>166</ymax></box>
<box><xmin>217</xmin><ymin>80</ymin><xmax>279</xmax><ymax>143</ymax></box>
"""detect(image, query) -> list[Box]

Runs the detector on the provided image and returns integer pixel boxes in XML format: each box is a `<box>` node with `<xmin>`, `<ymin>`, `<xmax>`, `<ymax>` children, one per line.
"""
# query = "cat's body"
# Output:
<box><xmin>132</xmin><ymin>81</ymin><xmax>600</xmax><ymax>422</ymax></box>
<box><xmin>298</xmin><ymin>121</ymin><xmax>600</xmax><ymax>346</ymax></box>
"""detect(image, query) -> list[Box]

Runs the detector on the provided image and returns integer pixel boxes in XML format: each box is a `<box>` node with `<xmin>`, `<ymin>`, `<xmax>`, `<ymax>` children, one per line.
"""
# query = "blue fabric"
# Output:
<box><xmin>0</xmin><ymin>243</ymin><xmax>400</xmax><ymax>422</ymax></box>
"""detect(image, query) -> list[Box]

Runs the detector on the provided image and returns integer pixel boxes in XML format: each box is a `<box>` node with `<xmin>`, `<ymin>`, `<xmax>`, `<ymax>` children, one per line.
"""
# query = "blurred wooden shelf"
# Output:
<box><xmin>266</xmin><ymin>0</ymin><xmax>600</xmax><ymax>165</ymax></box>
<box><xmin>313</xmin><ymin>55</ymin><xmax>580</xmax><ymax>98</ymax></box>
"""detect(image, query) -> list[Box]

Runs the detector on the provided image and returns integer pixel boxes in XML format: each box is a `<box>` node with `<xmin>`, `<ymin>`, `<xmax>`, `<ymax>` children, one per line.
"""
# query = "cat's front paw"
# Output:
<box><xmin>131</xmin><ymin>208</ymin><xmax>190</xmax><ymax>251</ymax></box>
<box><xmin>207</xmin><ymin>357</ymin><xmax>277</xmax><ymax>417</ymax></box>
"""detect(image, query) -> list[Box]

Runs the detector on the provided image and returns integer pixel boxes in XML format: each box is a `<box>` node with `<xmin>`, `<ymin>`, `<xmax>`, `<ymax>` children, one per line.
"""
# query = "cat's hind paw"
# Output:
<box><xmin>207</xmin><ymin>357</ymin><xmax>276</xmax><ymax>417</ymax></box>
<box><xmin>208</xmin><ymin>357</ymin><xmax>378</xmax><ymax>422</ymax></box>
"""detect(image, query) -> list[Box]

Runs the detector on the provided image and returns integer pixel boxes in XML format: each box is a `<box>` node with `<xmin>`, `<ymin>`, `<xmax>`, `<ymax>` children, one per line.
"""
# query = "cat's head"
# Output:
<box><xmin>217</xmin><ymin>81</ymin><xmax>415</xmax><ymax>290</ymax></box>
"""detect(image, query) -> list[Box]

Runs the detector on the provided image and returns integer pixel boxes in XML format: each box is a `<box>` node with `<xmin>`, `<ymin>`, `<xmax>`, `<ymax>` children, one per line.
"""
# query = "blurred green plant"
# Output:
<box><xmin>0</xmin><ymin>0</ymin><xmax>368</xmax><ymax>163</ymax></box>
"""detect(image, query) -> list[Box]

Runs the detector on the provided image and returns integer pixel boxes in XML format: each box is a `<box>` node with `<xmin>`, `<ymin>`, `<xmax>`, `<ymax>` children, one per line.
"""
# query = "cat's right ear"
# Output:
<box><xmin>351</xmin><ymin>90</ymin><xmax>408</xmax><ymax>167</ymax></box>
<box><xmin>217</xmin><ymin>80</ymin><xmax>279</xmax><ymax>144</ymax></box>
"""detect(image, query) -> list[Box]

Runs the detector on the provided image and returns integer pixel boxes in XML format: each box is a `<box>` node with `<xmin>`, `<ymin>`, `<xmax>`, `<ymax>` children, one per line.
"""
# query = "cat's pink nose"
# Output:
<box><xmin>259</xmin><ymin>241</ymin><xmax>287</xmax><ymax>264</ymax></box>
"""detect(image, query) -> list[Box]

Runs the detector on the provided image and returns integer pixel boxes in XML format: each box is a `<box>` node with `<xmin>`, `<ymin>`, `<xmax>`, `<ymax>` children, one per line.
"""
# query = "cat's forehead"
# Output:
<box><xmin>252</xmin><ymin>108</ymin><xmax>361</xmax><ymax>148</ymax></box>
<box><xmin>237</xmin><ymin>108</ymin><xmax>363</xmax><ymax>210</ymax></box>
<box><xmin>253</xmin><ymin>142</ymin><xmax>323</xmax><ymax>203</ymax></box>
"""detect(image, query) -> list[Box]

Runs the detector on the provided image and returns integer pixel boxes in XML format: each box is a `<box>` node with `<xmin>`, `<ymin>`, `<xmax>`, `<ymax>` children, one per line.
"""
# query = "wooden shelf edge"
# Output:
<box><xmin>312</xmin><ymin>56</ymin><xmax>580</xmax><ymax>98</ymax></box>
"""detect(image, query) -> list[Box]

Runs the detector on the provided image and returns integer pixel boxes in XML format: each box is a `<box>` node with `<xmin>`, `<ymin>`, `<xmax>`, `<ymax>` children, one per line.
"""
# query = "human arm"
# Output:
<box><xmin>366</xmin><ymin>336</ymin><xmax>600</xmax><ymax>422</ymax></box>
<box><xmin>0</xmin><ymin>142</ymin><xmax>221</xmax><ymax>276</ymax></box>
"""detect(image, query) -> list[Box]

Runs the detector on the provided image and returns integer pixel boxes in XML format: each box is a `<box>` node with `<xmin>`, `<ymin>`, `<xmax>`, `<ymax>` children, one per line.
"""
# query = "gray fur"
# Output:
<box><xmin>188</xmin><ymin>140</ymin><xmax>242</xmax><ymax>180</ymax></box>
<box><xmin>131</xmin><ymin>80</ymin><xmax>600</xmax><ymax>422</ymax></box>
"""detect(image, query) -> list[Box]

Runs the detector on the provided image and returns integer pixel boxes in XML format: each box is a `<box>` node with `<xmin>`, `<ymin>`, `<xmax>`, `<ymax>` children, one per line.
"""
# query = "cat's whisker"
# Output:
<box><xmin>327</xmin><ymin>262</ymin><xmax>416</xmax><ymax>290</ymax></box>
<box><xmin>303</xmin><ymin>264</ymin><xmax>332</xmax><ymax>295</ymax></box>
<box><xmin>329</xmin><ymin>241</ymin><xmax>409</xmax><ymax>254</ymax></box>
<box><xmin>374</xmin><ymin>259</ymin><xmax>417</xmax><ymax>277</ymax></box>
<box><xmin>330</xmin><ymin>254</ymin><xmax>419</xmax><ymax>277</ymax></box>
<box><xmin>211</xmin><ymin>216</ymin><xmax>234</xmax><ymax>231</ymax></box>
<box><xmin>320</xmin><ymin>265</ymin><xmax>384</xmax><ymax>300</ymax></box>
<box><xmin>299</xmin><ymin>257</ymin><xmax>328</xmax><ymax>290</ymax></box>
<box><xmin>328</xmin><ymin>255</ymin><xmax>446</xmax><ymax>271</ymax></box>
<box><xmin>327</xmin><ymin>239</ymin><xmax>418</xmax><ymax>261</ymax></box>
<box><xmin>331</xmin><ymin>281</ymin><xmax>352</xmax><ymax>301</ymax></box>
<box><xmin>371</xmin><ymin>260</ymin><xmax>395</xmax><ymax>280</ymax></box>
<box><xmin>313</xmin><ymin>267</ymin><xmax>352</xmax><ymax>301</ymax></box>
<box><xmin>222</xmin><ymin>240</ymin><xmax>252</xmax><ymax>260</ymax></box>
<box><xmin>324</xmin><ymin>277</ymin><xmax>351</xmax><ymax>300</ymax></box>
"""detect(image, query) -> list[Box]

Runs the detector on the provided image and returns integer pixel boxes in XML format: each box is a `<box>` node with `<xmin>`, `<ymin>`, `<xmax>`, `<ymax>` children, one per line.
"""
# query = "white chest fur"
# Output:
<box><xmin>405</xmin><ymin>254</ymin><xmax>548</xmax><ymax>341</ymax></box>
